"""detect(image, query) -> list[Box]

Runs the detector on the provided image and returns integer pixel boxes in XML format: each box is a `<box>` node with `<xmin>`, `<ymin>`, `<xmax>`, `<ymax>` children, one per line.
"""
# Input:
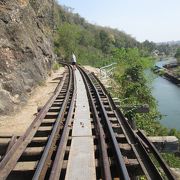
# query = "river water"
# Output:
<box><xmin>151</xmin><ymin>58</ymin><xmax>180</xmax><ymax>130</ymax></box>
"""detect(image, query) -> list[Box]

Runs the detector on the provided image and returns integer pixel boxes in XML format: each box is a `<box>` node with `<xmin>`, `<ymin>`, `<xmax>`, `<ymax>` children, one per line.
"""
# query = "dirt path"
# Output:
<box><xmin>0</xmin><ymin>66</ymin><xmax>104</xmax><ymax>136</ymax></box>
<box><xmin>83</xmin><ymin>65</ymin><xmax>100</xmax><ymax>75</ymax></box>
<box><xmin>0</xmin><ymin>67</ymin><xmax>65</xmax><ymax>136</ymax></box>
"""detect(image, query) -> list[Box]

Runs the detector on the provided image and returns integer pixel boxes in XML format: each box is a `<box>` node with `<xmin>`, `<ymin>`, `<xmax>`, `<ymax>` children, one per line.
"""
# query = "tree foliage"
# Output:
<box><xmin>53</xmin><ymin>4</ymin><xmax>138</xmax><ymax>65</ymax></box>
<box><xmin>54</xmin><ymin>23</ymin><xmax>80</xmax><ymax>58</ymax></box>
<box><xmin>112</xmin><ymin>48</ymin><xmax>165</xmax><ymax>135</ymax></box>
<box><xmin>175</xmin><ymin>47</ymin><xmax>180</xmax><ymax>64</ymax></box>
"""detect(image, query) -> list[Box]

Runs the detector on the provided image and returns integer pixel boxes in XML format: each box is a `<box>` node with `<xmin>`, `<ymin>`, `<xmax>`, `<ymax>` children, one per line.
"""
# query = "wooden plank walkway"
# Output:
<box><xmin>65</xmin><ymin>69</ymin><xmax>96</xmax><ymax>180</ymax></box>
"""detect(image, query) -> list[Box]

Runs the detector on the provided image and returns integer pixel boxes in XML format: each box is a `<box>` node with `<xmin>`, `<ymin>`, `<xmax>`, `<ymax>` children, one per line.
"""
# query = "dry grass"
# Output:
<box><xmin>17</xmin><ymin>0</ymin><xmax>29</xmax><ymax>7</ymax></box>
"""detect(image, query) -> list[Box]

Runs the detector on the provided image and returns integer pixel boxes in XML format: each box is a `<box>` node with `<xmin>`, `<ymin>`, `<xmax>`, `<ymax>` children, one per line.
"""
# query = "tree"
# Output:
<box><xmin>141</xmin><ymin>40</ymin><xmax>156</xmax><ymax>53</ymax></box>
<box><xmin>99</xmin><ymin>30</ymin><xmax>112</xmax><ymax>53</ymax></box>
<box><xmin>175</xmin><ymin>47</ymin><xmax>180</xmax><ymax>64</ymax></box>
<box><xmin>112</xmin><ymin>48</ymin><xmax>162</xmax><ymax>135</ymax></box>
<box><xmin>54</xmin><ymin>23</ymin><xmax>80</xmax><ymax>59</ymax></box>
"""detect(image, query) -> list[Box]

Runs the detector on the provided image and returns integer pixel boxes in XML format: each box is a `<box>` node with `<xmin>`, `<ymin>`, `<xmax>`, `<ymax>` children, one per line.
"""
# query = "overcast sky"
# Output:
<box><xmin>57</xmin><ymin>0</ymin><xmax>180</xmax><ymax>43</ymax></box>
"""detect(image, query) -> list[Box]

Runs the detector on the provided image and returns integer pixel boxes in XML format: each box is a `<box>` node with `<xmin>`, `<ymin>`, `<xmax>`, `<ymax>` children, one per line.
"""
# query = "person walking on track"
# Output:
<box><xmin>71</xmin><ymin>53</ymin><xmax>77</xmax><ymax>70</ymax></box>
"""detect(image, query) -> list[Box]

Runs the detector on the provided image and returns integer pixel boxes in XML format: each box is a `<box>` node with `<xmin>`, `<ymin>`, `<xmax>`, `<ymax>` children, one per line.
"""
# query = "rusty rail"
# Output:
<box><xmin>78</xmin><ymin>66</ymin><xmax>175</xmax><ymax>180</ymax></box>
<box><xmin>79</xmin><ymin>66</ymin><xmax>130</xmax><ymax>180</ymax></box>
<box><xmin>49</xmin><ymin>66</ymin><xmax>77</xmax><ymax>180</ymax></box>
<box><xmin>0</xmin><ymin>63</ymin><xmax>75</xmax><ymax>180</ymax></box>
<box><xmin>0</xmin><ymin>64</ymin><xmax>176</xmax><ymax>180</ymax></box>
<box><xmin>79</xmin><ymin>67</ymin><xmax>112</xmax><ymax>180</ymax></box>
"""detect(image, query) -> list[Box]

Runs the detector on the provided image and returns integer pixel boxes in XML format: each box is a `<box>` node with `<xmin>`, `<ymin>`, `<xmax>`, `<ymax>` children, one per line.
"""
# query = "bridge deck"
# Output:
<box><xmin>65</xmin><ymin>69</ymin><xmax>96</xmax><ymax>180</ymax></box>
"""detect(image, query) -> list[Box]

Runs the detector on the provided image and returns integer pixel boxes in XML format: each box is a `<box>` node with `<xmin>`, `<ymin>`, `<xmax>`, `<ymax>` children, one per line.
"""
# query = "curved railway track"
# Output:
<box><xmin>78</xmin><ymin>66</ymin><xmax>175</xmax><ymax>180</ymax></box>
<box><xmin>0</xmin><ymin>64</ymin><xmax>76</xmax><ymax>180</ymax></box>
<box><xmin>0</xmin><ymin>63</ymin><xmax>176</xmax><ymax>180</ymax></box>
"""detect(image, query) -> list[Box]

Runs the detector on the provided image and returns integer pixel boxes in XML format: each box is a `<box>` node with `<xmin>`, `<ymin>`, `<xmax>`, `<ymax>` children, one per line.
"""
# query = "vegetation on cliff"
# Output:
<box><xmin>53</xmin><ymin>4</ymin><xmax>140</xmax><ymax>65</ymax></box>
<box><xmin>110</xmin><ymin>49</ymin><xmax>164</xmax><ymax>134</ymax></box>
<box><xmin>111</xmin><ymin>49</ymin><xmax>180</xmax><ymax>137</ymax></box>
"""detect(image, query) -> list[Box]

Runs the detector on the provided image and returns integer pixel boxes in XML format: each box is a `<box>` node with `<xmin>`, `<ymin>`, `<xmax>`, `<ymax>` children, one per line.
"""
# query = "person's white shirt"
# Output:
<box><xmin>72</xmin><ymin>53</ymin><xmax>76</xmax><ymax>63</ymax></box>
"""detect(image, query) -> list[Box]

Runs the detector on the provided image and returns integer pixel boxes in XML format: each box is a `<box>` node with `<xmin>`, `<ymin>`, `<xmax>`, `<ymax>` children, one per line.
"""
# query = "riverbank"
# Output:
<box><xmin>153</xmin><ymin>60</ymin><xmax>180</xmax><ymax>85</ymax></box>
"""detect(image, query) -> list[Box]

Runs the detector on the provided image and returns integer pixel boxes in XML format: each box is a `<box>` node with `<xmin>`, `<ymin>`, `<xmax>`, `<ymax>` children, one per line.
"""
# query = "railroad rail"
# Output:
<box><xmin>78</xmin><ymin>66</ymin><xmax>175</xmax><ymax>180</ymax></box>
<box><xmin>0</xmin><ymin>64</ymin><xmax>76</xmax><ymax>180</ymax></box>
<box><xmin>0</xmin><ymin>64</ymin><xmax>176</xmax><ymax>180</ymax></box>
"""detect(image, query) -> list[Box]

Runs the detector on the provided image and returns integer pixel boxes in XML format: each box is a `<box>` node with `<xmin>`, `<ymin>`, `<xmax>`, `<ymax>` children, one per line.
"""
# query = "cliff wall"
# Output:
<box><xmin>0</xmin><ymin>0</ymin><xmax>55</xmax><ymax>115</ymax></box>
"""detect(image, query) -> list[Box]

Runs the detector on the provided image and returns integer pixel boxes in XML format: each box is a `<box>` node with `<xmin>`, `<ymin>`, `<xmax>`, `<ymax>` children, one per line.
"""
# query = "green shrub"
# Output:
<box><xmin>52</xmin><ymin>62</ymin><xmax>61</xmax><ymax>71</ymax></box>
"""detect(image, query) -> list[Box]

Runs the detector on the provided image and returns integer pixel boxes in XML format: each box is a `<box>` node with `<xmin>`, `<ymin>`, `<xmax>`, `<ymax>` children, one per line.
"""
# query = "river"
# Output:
<box><xmin>151</xmin><ymin>58</ymin><xmax>180</xmax><ymax>130</ymax></box>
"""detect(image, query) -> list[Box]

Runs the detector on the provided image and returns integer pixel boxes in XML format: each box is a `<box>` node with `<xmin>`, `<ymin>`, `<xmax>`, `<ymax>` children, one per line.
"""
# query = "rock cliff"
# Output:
<box><xmin>0</xmin><ymin>0</ymin><xmax>55</xmax><ymax>115</ymax></box>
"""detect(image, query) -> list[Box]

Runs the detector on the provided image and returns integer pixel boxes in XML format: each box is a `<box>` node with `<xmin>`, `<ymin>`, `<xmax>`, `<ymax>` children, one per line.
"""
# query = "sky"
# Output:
<box><xmin>57</xmin><ymin>0</ymin><xmax>180</xmax><ymax>43</ymax></box>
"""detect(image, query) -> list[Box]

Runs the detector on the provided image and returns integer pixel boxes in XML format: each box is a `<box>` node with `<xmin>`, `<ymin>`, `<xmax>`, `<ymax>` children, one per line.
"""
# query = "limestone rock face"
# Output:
<box><xmin>0</xmin><ymin>0</ymin><xmax>55</xmax><ymax>115</ymax></box>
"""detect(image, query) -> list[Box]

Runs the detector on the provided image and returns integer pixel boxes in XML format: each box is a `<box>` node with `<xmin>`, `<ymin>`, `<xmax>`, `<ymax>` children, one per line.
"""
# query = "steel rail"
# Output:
<box><xmin>92</xmin><ymin>72</ymin><xmax>175</xmax><ymax>180</ymax></box>
<box><xmin>92</xmin><ymin>73</ymin><xmax>162</xmax><ymax>179</ymax></box>
<box><xmin>49</xmin><ymin>65</ymin><xmax>77</xmax><ymax>180</ymax></box>
<box><xmin>78</xmin><ymin>67</ymin><xmax>112</xmax><ymax>180</ymax></box>
<box><xmin>0</xmin><ymin>65</ymin><xmax>69</xmax><ymax>179</ymax></box>
<box><xmin>78</xmin><ymin>66</ymin><xmax>130</xmax><ymax>180</ymax></box>
<box><xmin>137</xmin><ymin>130</ymin><xmax>176</xmax><ymax>180</ymax></box>
<box><xmin>33</xmin><ymin>64</ymin><xmax>75</xmax><ymax>179</ymax></box>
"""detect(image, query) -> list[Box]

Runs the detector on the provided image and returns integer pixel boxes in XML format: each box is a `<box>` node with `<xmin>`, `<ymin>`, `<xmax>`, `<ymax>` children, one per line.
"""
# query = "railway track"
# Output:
<box><xmin>78</xmin><ymin>66</ymin><xmax>175</xmax><ymax>180</ymax></box>
<box><xmin>0</xmin><ymin>64</ymin><xmax>176</xmax><ymax>180</ymax></box>
<box><xmin>0</xmin><ymin>64</ymin><xmax>76</xmax><ymax>180</ymax></box>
